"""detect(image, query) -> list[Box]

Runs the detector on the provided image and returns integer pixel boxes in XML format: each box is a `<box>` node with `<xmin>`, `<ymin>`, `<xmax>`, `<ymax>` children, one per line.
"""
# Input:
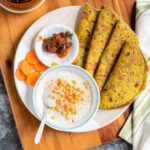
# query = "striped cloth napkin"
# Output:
<box><xmin>119</xmin><ymin>0</ymin><xmax>150</xmax><ymax>150</ymax></box>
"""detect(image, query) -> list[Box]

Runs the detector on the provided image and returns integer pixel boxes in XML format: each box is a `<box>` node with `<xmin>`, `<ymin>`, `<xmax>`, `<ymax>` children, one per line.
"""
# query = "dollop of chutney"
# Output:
<box><xmin>42</xmin><ymin>31</ymin><xmax>72</xmax><ymax>58</ymax></box>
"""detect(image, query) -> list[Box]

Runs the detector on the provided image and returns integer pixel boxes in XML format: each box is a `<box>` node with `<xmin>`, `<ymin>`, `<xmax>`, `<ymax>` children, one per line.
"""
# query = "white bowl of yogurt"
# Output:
<box><xmin>33</xmin><ymin>65</ymin><xmax>100</xmax><ymax>131</ymax></box>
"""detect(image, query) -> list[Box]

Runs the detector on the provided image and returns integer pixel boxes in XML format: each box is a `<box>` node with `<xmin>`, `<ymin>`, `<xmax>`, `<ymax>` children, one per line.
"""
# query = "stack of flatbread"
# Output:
<box><xmin>73</xmin><ymin>3</ymin><xmax>148</xmax><ymax>109</ymax></box>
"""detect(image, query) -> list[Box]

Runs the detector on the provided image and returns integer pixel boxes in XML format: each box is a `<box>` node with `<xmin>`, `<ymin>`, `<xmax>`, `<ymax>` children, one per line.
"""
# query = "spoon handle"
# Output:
<box><xmin>34</xmin><ymin>109</ymin><xmax>48</xmax><ymax>144</ymax></box>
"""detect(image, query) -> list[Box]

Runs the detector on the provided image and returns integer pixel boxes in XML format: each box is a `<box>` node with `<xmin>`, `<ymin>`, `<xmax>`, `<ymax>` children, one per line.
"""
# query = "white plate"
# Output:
<box><xmin>0</xmin><ymin>0</ymin><xmax>45</xmax><ymax>14</ymax></box>
<box><xmin>35</xmin><ymin>24</ymin><xmax>79</xmax><ymax>67</ymax></box>
<box><xmin>14</xmin><ymin>6</ymin><xmax>128</xmax><ymax>132</ymax></box>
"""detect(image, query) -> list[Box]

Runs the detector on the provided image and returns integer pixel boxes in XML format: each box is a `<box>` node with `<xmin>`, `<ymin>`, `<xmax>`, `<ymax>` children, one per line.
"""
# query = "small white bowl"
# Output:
<box><xmin>35</xmin><ymin>24</ymin><xmax>79</xmax><ymax>67</ymax></box>
<box><xmin>33</xmin><ymin>65</ymin><xmax>100</xmax><ymax>131</ymax></box>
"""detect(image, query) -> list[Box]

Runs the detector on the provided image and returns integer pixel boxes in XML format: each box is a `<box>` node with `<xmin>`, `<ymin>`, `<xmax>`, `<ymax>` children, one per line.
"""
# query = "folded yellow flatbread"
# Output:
<box><xmin>73</xmin><ymin>3</ymin><xmax>98</xmax><ymax>67</ymax></box>
<box><xmin>100</xmin><ymin>42</ymin><xmax>148</xmax><ymax>109</ymax></box>
<box><xmin>85</xmin><ymin>7</ymin><xmax>119</xmax><ymax>76</ymax></box>
<box><xmin>73</xmin><ymin>4</ymin><xmax>148</xmax><ymax>109</ymax></box>
<box><xmin>94</xmin><ymin>21</ymin><xmax>139</xmax><ymax>91</ymax></box>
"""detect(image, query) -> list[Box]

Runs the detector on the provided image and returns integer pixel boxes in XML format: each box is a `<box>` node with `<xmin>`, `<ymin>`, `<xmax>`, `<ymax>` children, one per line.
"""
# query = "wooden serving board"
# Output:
<box><xmin>0</xmin><ymin>0</ymin><xmax>135</xmax><ymax>149</ymax></box>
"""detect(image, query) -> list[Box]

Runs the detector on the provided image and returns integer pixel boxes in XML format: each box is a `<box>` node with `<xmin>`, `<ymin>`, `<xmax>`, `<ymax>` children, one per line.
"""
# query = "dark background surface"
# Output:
<box><xmin>0</xmin><ymin>72</ymin><xmax>132</xmax><ymax>150</ymax></box>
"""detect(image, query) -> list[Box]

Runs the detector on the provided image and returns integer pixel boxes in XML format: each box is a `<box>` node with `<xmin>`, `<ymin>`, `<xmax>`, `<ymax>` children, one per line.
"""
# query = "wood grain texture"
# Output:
<box><xmin>0</xmin><ymin>0</ymin><xmax>135</xmax><ymax>149</ymax></box>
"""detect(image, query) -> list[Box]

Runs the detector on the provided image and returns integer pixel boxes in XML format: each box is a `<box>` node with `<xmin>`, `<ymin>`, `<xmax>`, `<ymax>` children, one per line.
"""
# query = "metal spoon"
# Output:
<box><xmin>34</xmin><ymin>108</ymin><xmax>49</xmax><ymax>144</ymax></box>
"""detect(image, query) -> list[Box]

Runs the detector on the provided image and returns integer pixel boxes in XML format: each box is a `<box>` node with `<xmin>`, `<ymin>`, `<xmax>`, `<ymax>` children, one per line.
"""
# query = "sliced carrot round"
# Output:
<box><xmin>20</xmin><ymin>60</ymin><xmax>33</xmax><ymax>75</ymax></box>
<box><xmin>16</xmin><ymin>68</ymin><xmax>26</xmax><ymax>81</ymax></box>
<box><xmin>27</xmin><ymin>71</ymin><xmax>41</xmax><ymax>86</ymax></box>
<box><xmin>58</xmin><ymin>48</ymin><xmax>70</xmax><ymax>59</ymax></box>
<box><xmin>25</xmin><ymin>50</ymin><xmax>39</xmax><ymax>65</ymax></box>
<box><xmin>34</xmin><ymin>61</ymin><xmax>48</xmax><ymax>72</ymax></box>
<box><xmin>19</xmin><ymin>60</ymin><xmax>24</xmax><ymax>69</ymax></box>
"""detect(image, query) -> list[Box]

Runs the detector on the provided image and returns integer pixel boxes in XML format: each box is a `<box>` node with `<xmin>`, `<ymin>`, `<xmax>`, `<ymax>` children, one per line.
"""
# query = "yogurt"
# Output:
<box><xmin>42</xmin><ymin>69</ymin><xmax>93</xmax><ymax>126</ymax></box>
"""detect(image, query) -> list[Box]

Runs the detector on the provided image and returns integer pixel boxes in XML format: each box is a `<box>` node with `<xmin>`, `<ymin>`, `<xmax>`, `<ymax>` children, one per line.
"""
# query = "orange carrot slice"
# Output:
<box><xmin>27</xmin><ymin>71</ymin><xmax>41</xmax><ymax>86</ymax></box>
<box><xmin>34</xmin><ymin>61</ymin><xmax>48</xmax><ymax>72</ymax></box>
<box><xmin>19</xmin><ymin>60</ymin><xmax>24</xmax><ymax>68</ymax></box>
<box><xmin>16</xmin><ymin>68</ymin><xmax>26</xmax><ymax>81</ymax></box>
<box><xmin>25</xmin><ymin>50</ymin><xmax>39</xmax><ymax>65</ymax></box>
<box><xmin>20</xmin><ymin>60</ymin><xmax>33</xmax><ymax>75</ymax></box>
<box><xmin>58</xmin><ymin>48</ymin><xmax>70</xmax><ymax>59</ymax></box>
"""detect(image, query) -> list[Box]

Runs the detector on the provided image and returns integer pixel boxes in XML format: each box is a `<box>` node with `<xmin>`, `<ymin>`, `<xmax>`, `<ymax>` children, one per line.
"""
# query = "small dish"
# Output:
<box><xmin>33</xmin><ymin>65</ymin><xmax>100</xmax><ymax>131</ymax></box>
<box><xmin>35</xmin><ymin>24</ymin><xmax>79</xmax><ymax>67</ymax></box>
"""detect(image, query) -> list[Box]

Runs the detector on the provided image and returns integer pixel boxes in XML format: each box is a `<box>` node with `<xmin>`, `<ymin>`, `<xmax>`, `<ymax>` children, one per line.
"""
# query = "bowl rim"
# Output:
<box><xmin>34</xmin><ymin>24</ymin><xmax>79</xmax><ymax>67</ymax></box>
<box><xmin>0</xmin><ymin>0</ymin><xmax>45</xmax><ymax>14</ymax></box>
<box><xmin>33</xmin><ymin>65</ymin><xmax>100</xmax><ymax>131</ymax></box>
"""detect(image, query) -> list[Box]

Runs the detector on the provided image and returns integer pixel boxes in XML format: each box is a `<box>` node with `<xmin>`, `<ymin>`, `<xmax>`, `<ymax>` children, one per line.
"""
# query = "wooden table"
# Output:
<box><xmin>0</xmin><ymin>0</ymin><xmax>135</xmax><ymax>149</ymax></box>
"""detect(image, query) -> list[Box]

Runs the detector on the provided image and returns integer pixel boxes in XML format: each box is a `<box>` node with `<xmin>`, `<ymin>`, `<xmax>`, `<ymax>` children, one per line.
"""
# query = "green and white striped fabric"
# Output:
<box><xmin>119</xmin><ymin>0</ymin><xmax>150</xmax><ymax>150</ymax></box>
<box><xmin>136</xmin><ymin>0</ymin><xmax>150</xmax><ymax>20</ymax></box>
